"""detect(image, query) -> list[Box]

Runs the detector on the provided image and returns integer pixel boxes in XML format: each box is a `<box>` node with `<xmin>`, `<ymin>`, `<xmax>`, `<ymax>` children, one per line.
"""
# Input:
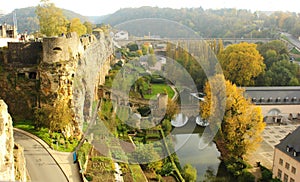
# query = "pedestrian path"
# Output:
<box><xmin>13</xmin><ymin>128</ymin><xmax>81</xmax><ymax>182</ymax></box>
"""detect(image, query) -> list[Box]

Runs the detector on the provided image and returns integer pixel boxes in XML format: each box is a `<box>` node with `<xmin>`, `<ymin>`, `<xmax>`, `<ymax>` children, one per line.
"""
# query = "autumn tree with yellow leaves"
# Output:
<box><xmin>218</xmin><ymin>42</ymin><xmax>265</xmax><ymax>86</ymax></box>
<box><xmin>68</xmin><ymin>18</ymin><xmax>87</xmax><ymax>36</ymax></box>
<box><xmin>200</xmin><ymin>75</ymin><xmax>265</xmax><ymax>162</ymax></box>
<box><xmin>36</xmin><ymin>0</ymin><xmax>90</xmax><ymax>37</ymax></box>
<box><xmin>36</xmin><ymin>0</ymin><xmax>68</xmax><ymax>36</ymax></box>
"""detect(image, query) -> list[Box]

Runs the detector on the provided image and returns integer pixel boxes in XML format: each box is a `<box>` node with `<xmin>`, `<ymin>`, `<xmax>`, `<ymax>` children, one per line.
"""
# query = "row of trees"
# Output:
<box><xmin>35</xmin><ymin>0</ymin><xmax>93</xmax><ymax>36</ymax></box>
<box><xmin>166</xmin><ymin>39</ymin><xmax>300</xmax><ymax>89</ymax></box>
<box><xmin>103</xmin><ymin>7</ymin><xmax>300</xmax><ymax>39</ymax></box>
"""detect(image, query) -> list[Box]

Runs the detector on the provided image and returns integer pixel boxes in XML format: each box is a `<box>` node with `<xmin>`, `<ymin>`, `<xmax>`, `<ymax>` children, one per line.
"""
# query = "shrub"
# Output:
<box><xmin>237</xmin><ymin>170</ymin><xmax>255</xmax><ymax>182</ymax></box>
<box><xmin>182</xmin><ymin>164</ymin><xmax>197</xmax><ymax>182</ymax></box>
<box><xmin>158</xmin><ymin>162</ymin><xmax>174</xmax><ymax>176</ymax></box>
<box><xmin>84</xmin><ymin>173</ymin><xmax>93</xmax><ymax>181</ymax></box>
<box><xmin>226</xmin><ymin>158</ymin><xmax>248</xmax><ymax>176</ymax></box>
<box><xmin>259</xmin><ymin>165</ymin><xmax>273</xmax><ymax>181</ymax></box>
<box><xmin>127</xmin><ymin>43</ymin><xmax>139</xmax><ymax>51</ymax></box>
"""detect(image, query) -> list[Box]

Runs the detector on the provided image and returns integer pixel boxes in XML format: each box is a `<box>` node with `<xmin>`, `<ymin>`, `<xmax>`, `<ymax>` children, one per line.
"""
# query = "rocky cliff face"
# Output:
<box><xmin>0</xmin><ymin>100</ymin><xmax>15</xmax><ymax>181</ymax></box>
<box><xmin>0</xmin><ymin>100</ymin><xmax>27</xmax><ymax>182</ymax></box>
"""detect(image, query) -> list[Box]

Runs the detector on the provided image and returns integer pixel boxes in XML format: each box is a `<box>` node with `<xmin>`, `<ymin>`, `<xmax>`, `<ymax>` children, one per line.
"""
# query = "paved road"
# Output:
<box><xmin>14</xmin><ymin>131</ymin><xmax>68</xmax><ymax>182</ymax></box>
<box><xmin>282</xmin><ymin>32</ymin><xmax>300</xmax><ymax>49</ymax></box>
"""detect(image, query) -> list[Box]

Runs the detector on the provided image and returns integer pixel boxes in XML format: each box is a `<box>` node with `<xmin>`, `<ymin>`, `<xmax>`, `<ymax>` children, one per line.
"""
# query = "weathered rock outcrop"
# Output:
<box><xmin>14</xmin><ymin>143</ymin><xmax>27</xmax><ymax>182</ymax></box>
<box><xmin>0</xmin><ymin>100</ymin><xmax>27</xmax><ymax>182</ymax></box>
<box><xmin>0</xmin><ymin>100</ymin><xmax>15</xmax><ymax>181</ymax></box>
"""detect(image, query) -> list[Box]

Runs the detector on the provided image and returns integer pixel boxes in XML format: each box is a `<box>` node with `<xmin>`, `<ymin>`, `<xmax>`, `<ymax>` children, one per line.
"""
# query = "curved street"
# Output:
<box><xmin>14</xmin><ymin>130</ymin><xmax>68</xmax><ymax>182</ymax></box>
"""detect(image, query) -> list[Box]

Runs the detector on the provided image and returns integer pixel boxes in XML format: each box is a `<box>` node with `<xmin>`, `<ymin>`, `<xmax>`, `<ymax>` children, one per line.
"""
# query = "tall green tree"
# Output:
<box><xmin>264</xmin><ymin>60</ymin><xmax>300</xmax><ymax>86</ymax></box>
<box><xmin>218</xmin><ymin>42</ymin><xmax>265</xmax><ymax>86</ymax></box>
<box><xmin>257</xmin><ymin>40</ymin><xmax>289</xmax><ymax>69</ymax></box>
<box><xmin>35</xmin><ymin>0</ymin><xmax>68</xmax><ymax>36</ymax></box>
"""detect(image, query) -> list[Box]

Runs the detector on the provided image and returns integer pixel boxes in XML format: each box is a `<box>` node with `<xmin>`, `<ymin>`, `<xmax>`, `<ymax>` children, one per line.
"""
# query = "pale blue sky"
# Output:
<box><xmin>0</xmin><ymin>0</ymin><xmax>299</xmax><ymax>16</ymax></box>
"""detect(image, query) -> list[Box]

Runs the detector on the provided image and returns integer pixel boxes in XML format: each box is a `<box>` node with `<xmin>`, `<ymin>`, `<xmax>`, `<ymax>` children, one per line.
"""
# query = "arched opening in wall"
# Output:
<box><xmin>53</xmin><ymin>47</ymin><xmax>62</xmax><ymax>51</ymax></box>
<box><xmin>29</xmin><ymin>72</ymin><xmax>37</xmax><ymax>79</ymax></box>
<box><xmin>267</xmin><ymin>108</ymin><xmax>281</xmax><ymax>116</ymax></box>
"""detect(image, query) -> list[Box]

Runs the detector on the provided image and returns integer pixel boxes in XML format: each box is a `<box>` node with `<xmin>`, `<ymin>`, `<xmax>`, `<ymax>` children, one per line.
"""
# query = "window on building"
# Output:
<box><xmin>290</xmin><ymin>177</ymin><xmax>295</xmax><ymax>182</ymax></box>
<box><xmin>291</xmin><ymin>166</ymin><xmax>296</xmax><ymax>174</ymax></box>
<box><xmin>285</xmin><ymin>162</ymin><xmax>290</xmax><ymax>170</ymax></box>
<box><xmin>278</xmin><ymin>169</ymin><xmax>282</xmax><ymax>179</ymax></box>
<box><xmin>279</xmin><ymin>158</ymin><xmax>283</xmax><ymax>165</ymax></box>
<box><xmin>284</xmin><ymin>173</ymin><xmax>288</xmax><ymax>182</ymax></box>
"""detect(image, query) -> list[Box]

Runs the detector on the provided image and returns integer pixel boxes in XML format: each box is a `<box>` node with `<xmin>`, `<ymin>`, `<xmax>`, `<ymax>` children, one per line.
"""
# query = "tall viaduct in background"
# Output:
<box><xmin>115</xmin><ymin>37</ymin><xmax>277</xmax><ymax>47</ymax></box>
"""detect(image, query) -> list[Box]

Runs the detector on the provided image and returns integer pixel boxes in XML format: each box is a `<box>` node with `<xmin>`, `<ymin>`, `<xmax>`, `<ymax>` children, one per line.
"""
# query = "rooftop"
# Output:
<box><xmin>275</xmin><ymin>125</ymin><xmax>300</xmax><ymax>162</ymax></box>
<box><xmin>244</xmin><ymin>86</ymin><xmax>300</xmax><ymax>105</ymax></box>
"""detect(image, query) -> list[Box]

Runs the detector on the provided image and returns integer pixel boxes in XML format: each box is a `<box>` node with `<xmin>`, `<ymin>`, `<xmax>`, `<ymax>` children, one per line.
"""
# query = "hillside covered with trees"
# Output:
<box><xmin>2</xmin><ymin>6</ymin><xmax>300</xmax><ymax>38</ymax></box>
<box><xmin>101</xmin><ymin>6</ymin><xmax>300</xmax><ymax>38</ymax></box>
<box><xmin>0</xmin><ymin>6</ymin><xmax>89</xmax><ymax>34</ymax></box>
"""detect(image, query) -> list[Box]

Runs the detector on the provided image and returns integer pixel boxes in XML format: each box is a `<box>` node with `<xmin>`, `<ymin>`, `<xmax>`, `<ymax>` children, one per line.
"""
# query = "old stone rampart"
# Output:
<box><xmin>0</xmin><ymin>31</ymin><xmax>114</xmax><ymax>136</ymax></box>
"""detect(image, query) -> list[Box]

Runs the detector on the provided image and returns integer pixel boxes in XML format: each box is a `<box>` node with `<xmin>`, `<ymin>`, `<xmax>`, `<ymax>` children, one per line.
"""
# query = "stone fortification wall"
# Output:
<box><xmin>39</xmin><ymin>31</ymin><xmax>114</xmax><ymax>135</ymax></box>
<box><xmin>7</xmin><ymin>42</ymin><xmax>42</xmax><ymax>65</ymax></box>
<box><xmin>0</xmin><ymin>31</ymin><xmax>114</xmax><ymax>136</ymax></box>
<box><xmin>72</xmin><ymin>32</ymin><xmax>113</xmax><ymax>130</ymax></box>
<box><xmin>0</xmin><ymin>64</ymin><xmax>39</xmax><ymax>120</ymax></box>
<box><xmin>42</xmin><ymin>32</ymin><xmax>83</xmax><ymax>64</ymax></box>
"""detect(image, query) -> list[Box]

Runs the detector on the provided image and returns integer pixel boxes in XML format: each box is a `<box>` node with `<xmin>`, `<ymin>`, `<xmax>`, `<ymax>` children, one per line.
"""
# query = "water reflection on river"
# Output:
<box><xmin>173</xmin><ymin>133</ymin><xmax>234</xmax><ymax>181</ymax></box>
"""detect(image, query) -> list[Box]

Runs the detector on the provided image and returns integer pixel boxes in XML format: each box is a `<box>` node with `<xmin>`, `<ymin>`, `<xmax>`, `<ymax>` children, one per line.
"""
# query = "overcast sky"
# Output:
<box><xmin>0</xmin><ymin>0</ymin><xmax>299</xmax><ymax>16</ymax></box>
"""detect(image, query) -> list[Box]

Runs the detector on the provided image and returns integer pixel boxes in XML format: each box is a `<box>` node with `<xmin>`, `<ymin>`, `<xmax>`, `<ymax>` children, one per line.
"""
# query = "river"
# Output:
<box><xmin>172</xmin><ymin>116</ymin><xmax>235</xmax><ymax>181</ymax></box>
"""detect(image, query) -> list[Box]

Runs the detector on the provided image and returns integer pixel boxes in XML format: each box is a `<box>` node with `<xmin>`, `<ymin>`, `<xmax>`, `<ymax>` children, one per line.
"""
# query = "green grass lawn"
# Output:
<box><xmin>290</xmin><ymin>47</ymin><xmax>300</xmax><ymax>55</ymax></box>
<box><xmin>144</xmin><ymin>84</ymin><xmax>175</xmax><ymax>100</ymax></box>
<box><xmin>14</xmin><ymin>120</ymin><xmax>78</xmax><ymax>152</ymax></box>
